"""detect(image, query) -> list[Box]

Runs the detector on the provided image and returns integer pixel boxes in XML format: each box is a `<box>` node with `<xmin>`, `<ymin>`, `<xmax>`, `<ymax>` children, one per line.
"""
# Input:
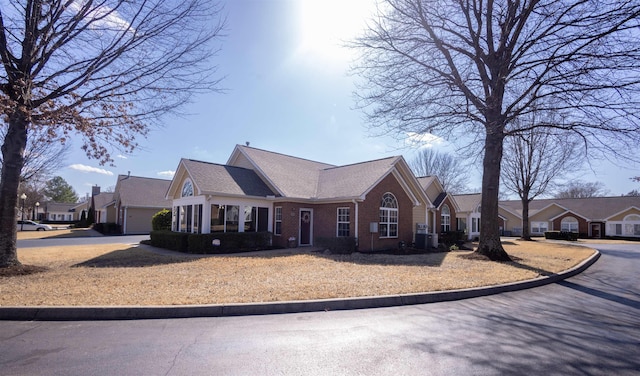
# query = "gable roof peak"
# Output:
<box><xmin>323</xmin><ymin>155</ymin><xmax>401</xmax><ymax>171</ymax></box>
<box><xmin>234</xmin><ymin>144</ymin><xmax>336</xmax><ymax>167</ymax></box>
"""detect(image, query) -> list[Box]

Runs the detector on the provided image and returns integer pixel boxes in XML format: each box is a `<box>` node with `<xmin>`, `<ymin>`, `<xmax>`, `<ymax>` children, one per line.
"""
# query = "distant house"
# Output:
<box><xmin>90</xmin><ymin>186</ymin><xmax>116</xmax><ymax>224</ymax></box>
<box><xmin>499</xmin><ymin>196</ymin><xmax>640</xmax><ymax>238</ymax></box>
<box><xmin>453</xmin><ymin>193</ymin><xmax>483</xmax><ymax>240</ymax></box>
<box><xmin>416</xmin><ymin>176</ymin><xmax>459</xmax><ymax>245</ymax></box>
<box><xmin>166</xmin><ymin>145</ymin><xmax>439</xmax><ymax>251</ymax></box>
<box><xmin>453</xmin><ymin>195</ymin><xmax>640</xmax><ymax>239</ymax></box>
<box><xmin>43</xmin><ymin>201</ymin><xmax>88</xmax><ymax>222</ymax></box>
<box><xmin>113</xmin><ymin>174</ymin><xmax>172</xmax><ymax>234</ymax></box>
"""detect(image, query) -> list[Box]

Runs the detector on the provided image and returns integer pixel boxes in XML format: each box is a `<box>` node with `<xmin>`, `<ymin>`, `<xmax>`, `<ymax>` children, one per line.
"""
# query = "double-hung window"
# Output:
<box><xmin>274</xmin><ymin>207</ymin><xmax>282</xmax><ymax>235</ymax></box>
<box><xmin>441</xmin><ymin>205</ymin><xmax>451</xmax><ymax>232</ymax></box>
<box><xmin>337</xmin><ymin>207</ymin><xmax>350</xmax><ymax>237</ymax></box>
<box><xmin>531</xmin><ymin>222</ymin><xmax>548</xmax><ymax>234</ymax></box>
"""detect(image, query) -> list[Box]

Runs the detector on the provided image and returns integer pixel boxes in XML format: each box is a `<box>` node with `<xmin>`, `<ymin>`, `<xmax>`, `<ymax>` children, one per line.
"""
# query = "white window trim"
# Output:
<box><xmin>337</xmin><ymin>207</ymin><xmax>350</xmax><ymax>237</ymax></box>
<box><xmin>275</xmin><ymin>206</ymin><xmax>282</xmax><ymax>236</ymax></box>
<box><xmin>560</xmin><ymin>217</ymin><xmax>579</xmax><ymax>232</ymax></box>
<box><xmin>380</xmin><ymin>193</ymin><xmax>398</xmax><ymax>238</ymax></box>
<box><xmin>531</xmin><ymin>221</ymin><xmax>548</xmax><ymax>234</ymax></box>
<box><xmin>441</xmin><ymin>205</ymin><xmax>451</xmax><ymax>232</ymax></box>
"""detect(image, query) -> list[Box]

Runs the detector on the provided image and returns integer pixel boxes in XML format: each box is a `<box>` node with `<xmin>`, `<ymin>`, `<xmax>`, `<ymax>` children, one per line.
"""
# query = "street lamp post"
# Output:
<box><xmin>20</xmin><ymin>193</ymin><xmax>27</xmax><ymax>231</ymax></box>
<box><xmin>35</xmin><ymin>202</ymin><xmax>40</xmax><ymax>222</ymax></box>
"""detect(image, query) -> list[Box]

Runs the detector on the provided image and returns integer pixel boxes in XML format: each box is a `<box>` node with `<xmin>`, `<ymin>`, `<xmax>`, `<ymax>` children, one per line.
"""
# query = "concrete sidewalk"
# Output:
<box><xmin>0</xmin><ymin>250</ymin><xmax>600</xmax><ymax>321</ymax></box>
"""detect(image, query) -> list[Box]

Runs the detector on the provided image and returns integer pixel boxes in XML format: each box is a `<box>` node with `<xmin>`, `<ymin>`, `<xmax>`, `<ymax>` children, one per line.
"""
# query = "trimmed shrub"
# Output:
<box><xmin>87</xmin><ymin>207</ymin><xmax>95</xmax><ymax>226</ymax></box>
<box><xmin>151</xmin><ymin>209</ymin><xmax>172</xmax><ymax>231</ymax></box>
<box><xmin>315</xmin><ymin>236</ymin><xmax>357</xmax><ymax>254</ymax></box>
<box><xmin>93</xmin><ymin>222</ymin><xmax>122</xmax><ymax>235</ymax></box>
<box><xmin>150</xmin><ymin>230</ymin><xmax>189</xmax><ymax>252</ymax></box>
<box><xmin>544</xmin><ymin>231</ymin><xmax>578</xmax><ymax>241</ymax></box>
<box><xmin>439</xmin><ymin>230</ymin><xmax>466</xmax><ymax>247</ymax></box>
<box><xmin>187</xmin><ymin>232</ymin><xmax>273</xmax><ymax>254</ymax></box>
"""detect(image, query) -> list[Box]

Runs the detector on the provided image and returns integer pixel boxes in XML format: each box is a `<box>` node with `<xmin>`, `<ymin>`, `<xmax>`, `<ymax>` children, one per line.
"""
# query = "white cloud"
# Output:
<box><xmin>157</xmin><ymin>170</ymin><xmax>175</xmax><ymax>178</ymax></box>
<box><xmin>69</xmin><ymin>164</ymin><xmax>114</xmax><ymax>176</ymax></box>
<box><xmin>69</xmin><ymin>1</ymin><xmax>133</xmax><ymax>32</ymax></box>
<box><xmin>405</xmin><ymin>132</ymin><xmax>445</xmax><ymax>149</ymax></box>
<box><xmin>117</xmin><ymin>154</ymin><xmax>128</xmax><ymax>159</ymax></box>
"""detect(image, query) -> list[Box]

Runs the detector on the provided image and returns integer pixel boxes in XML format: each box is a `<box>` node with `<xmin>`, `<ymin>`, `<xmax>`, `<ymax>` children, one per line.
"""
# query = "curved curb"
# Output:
<box><xmin>0</xmin><ymin>251</ymin><xmax>601</xmax><ymax>321</ymax></box>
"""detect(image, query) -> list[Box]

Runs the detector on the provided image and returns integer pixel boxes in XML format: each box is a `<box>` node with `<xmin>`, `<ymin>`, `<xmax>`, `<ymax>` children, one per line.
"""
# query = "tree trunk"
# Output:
<box><xmin>0</xmin><ymin>110</ymin><xmax>28</xmax><ymax>267</ymax></box>
<box><xmin>521</xmin><ymin>196</ymin><xmax>532</xmax><ymax>241</ymax></box>
<box><xmin>476</xmin><ymin>128</ymin><xmax>512</xmax><ymax>261</ymax></box>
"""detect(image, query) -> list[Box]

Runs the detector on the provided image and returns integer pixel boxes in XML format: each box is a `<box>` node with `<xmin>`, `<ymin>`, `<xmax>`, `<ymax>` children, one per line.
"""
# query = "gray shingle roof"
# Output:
<box><xmin>499</xmin><ymin>196</ymin><xmax>640</xmax><ymax>221</ymax></box>
<box><xmin>453</xmin><ymin>193</ymin><xmax>482</xmax><ymax>213</ymax></box>
<box><xmin>182</xmin><ymin>159</ymin><xmax>277</xmax><ymax>197</ymax></box>
<box><xmin>45</xmin><ymin>202</ymin><xmax>77</xmax><ymax>212</ymax></box>
<box><xmin>315</xmin><ymin>157</ymin><xmax>402</xmax><ymax>199</ymax></box>
<box><xmin>234</xmin><ymin>146</ymin><xmax>412</xmax><ymax>200</ymax></box>
<box><xmin>417</xmin><ymin>176</ymin><xmax>438</xmax><ymax>190</ymax></box>
<box><xmin>116</xmin><ymin>175</ymin><xmax>172</xmax><ymax>208</ymax></box>
<box><xmin>433</xmin><ymin>192</ymin><xmax>448</xmax><ymax>208</ymax></box>
<box><xmin>235</xmin><ymin>146</ymin><xmax>336</xmax><ymax>199</ymax></box>
<box><xmin>93</xmin><ymin>192</ymin><xmax>115</xmax><ymax>209</ymax></box>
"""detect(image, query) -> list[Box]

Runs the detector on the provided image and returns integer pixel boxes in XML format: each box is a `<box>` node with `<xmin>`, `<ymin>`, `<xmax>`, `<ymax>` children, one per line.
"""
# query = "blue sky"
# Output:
<box><xmin>60</xmin><ymin>0</ymin><xmax>638</xmax><ymax>199</ymax></box>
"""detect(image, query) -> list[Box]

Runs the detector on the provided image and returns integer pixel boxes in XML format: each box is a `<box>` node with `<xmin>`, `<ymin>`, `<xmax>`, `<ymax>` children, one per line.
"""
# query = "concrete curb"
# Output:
<box><xmin>0</xmin><ymin>251</ymin><xmax>601</xmax><ymax>321</ymax></box>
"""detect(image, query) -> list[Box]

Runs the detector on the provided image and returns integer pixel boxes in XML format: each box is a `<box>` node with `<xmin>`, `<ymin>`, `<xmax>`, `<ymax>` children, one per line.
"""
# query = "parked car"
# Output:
<box><xmin>17</xmin><ymin>220</ymin><xmax>53</xmax><ymax>231</ymax></box>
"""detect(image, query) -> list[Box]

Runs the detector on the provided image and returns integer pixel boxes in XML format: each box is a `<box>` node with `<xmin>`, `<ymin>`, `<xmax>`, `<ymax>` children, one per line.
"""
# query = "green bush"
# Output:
<box><xmin>315</xmin><ymin>237</ymin><xmax>357</xmax><ymax>254</ymax></box>
<box><xmin>439</xmin><ymin>230</ymin><xmax>466</xmax><ymax>247</ymax></box>
<box><xmin>87</xmin><ymin>207</ymin><xmax>95</xmax><ymax>226</ymax></box>
<box><xmin>149</xmin><ymin>231</ymin><xmax>273</xmax><ymax>254</ymax></box>
<box><xmin>151</xmin><ymin>209</ymin><xmax>172</xmax><ymax>231</ymax></box>
<box><xmin>187</xmin><ymin>232</ymin><xmax>272</xmax><ymax>254</ymax></box>
<box><xmin>544</xmin><ymin>231</ymin><xmax>578</xmax><ymax>241</ymax></box>
<box><xmin>150</xmin><ymin>230</ymin><xmax>189</xmax><ymax>252</ymax></box>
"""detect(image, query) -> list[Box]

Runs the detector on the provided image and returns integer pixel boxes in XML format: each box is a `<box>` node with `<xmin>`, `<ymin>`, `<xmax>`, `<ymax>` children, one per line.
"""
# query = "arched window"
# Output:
<box><xmin>623</xmin><ymin>214</ymin><xmax>640</xmax><ymax>236</ymax></box>
<box><xmin>441</xmin><ymin>204</ymin><xmax>451</xmax><ymax>232</ymax></box>
<box><xmin>181</xmin><ymin>180</ymin><xmax>194</xmax><ymax>197</ymax></box>
<box><xmin>561</xmin><ymin>216</ymin><xmax>579</xmax><ymax>232</ymax></box>
<box><xmin>624</xmin><ymin>214</ymin><xmax>640</xmax><ymax>221</ymax></box>
<box><xmin>379</xmin><ymin>193</ymin><xmax>398</xmax><ymax>238</ymax></box>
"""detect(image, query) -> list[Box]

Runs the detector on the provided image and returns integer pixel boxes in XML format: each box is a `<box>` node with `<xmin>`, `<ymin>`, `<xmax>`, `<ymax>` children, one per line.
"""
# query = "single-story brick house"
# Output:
<box><xmin>166</xmin><ymin>145</ymin><xmax>446</xmax><ymax>251</ymax></box>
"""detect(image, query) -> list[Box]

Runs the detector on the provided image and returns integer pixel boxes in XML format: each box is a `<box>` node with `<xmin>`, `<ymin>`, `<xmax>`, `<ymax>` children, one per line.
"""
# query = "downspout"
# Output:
<box><xmin>432</xmin><ymin>209</ymin><xmax>438</xmax><ymax>247</ymax></box>
<box><xmin>123</xmin><ymin>206</ymin><xmax>128</xmax><ymax>235</ymax></box>
<box><xmin>352</xmin><ymin>199</ymin><xmax>359</xmax><ymax>245</ymax></box>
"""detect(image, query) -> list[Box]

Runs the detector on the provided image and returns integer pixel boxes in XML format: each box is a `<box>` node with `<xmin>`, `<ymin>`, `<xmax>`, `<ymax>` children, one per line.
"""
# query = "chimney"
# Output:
<box><xmin>92</xmin><ymin>185</ymin><xmax>101</xmax><ymax>196</ymax></box>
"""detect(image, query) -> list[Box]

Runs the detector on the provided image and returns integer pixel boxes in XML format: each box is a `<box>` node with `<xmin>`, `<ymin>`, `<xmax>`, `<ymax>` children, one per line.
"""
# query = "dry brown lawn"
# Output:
<box><xmin>1</xmin><ymin>236</ymin><xmax>599</xmax><ymax>307</ymax></box>
<box><xmin>16</xmin><ymin>228</ymin><xmax>101</xmax><ymax>240</ymax></box>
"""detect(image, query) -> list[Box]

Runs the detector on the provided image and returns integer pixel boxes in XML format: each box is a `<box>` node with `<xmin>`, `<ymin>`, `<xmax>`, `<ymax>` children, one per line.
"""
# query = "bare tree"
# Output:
<box><xmin>501</xmin><ymin>118</ymin><xmax>583</xmax><ymax>240</ymax></box>
<box><xmin>0</xmin><ymin>124</ymin><xmax>70</xmax><ymax>184</ymax></box>
<box><xmin>352</xmin><ymin>0</ymin><xmax>640</xmax><ymax>260</ymax></box>
<box><xmin>554</xmin><ymin>180</ymin><xmax>610</xmax><ymax>198</ymax></box>
<box><xmin>627</xmin><ymin>189</ymin><xmax>640</xmax><ymax>197</ymax></box>
<box><xmin>410</xmin><ymin>148</ymin><xmax>469</xmax><ymax>193</ymax></box>
<box><xmin>0</xmin><ymin>0</ymin><xmax>225</xmax><ymax>268</ymax></box>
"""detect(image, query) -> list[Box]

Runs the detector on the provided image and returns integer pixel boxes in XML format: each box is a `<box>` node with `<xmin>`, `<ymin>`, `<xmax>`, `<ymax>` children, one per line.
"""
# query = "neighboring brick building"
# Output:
<box><xmin>455</xmin><ymin>195</ymin><xmax>640</xmax><ymax>239</ymax></box>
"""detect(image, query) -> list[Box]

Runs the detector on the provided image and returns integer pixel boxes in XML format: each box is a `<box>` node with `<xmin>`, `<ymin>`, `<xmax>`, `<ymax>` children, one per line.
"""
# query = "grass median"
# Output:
<box><xmin>1</xmin><ymin>234</ymin><xmax>598</xmax><ymax>306</ymax></box>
